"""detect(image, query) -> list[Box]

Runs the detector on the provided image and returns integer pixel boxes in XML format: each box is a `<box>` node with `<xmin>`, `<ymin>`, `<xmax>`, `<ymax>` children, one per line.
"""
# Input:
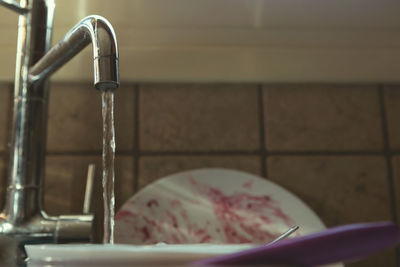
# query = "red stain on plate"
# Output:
<box><xmin>189</xmin><ymin>178</ymin><xmax>294</xmax><ymax>243</ymax></box>
<box><xmin>170</xmin><ymin>199</ymin><xmax>183</xmax><ymax>207</ymax></box>
<box><xmin>146</xmin><ymin>199</ymin><xmax>159</xmax><ymax>208</ymax></box>
<box><xmin>115</xmin><ymin>175</ymin><xmax>295</xmax><ymax>245</ymax></box>
<box><xmin>242</xmin><ymin>180</ymin><xmax>254</xmax><ymax>190</ymax></box>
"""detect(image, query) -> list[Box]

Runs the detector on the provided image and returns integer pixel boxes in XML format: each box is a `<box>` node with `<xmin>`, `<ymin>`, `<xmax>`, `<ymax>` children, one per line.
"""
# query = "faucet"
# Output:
<box><xmin>0</xmin><ymin>0</ymin><xmax>119</xmax><ymax>261</ymax></box>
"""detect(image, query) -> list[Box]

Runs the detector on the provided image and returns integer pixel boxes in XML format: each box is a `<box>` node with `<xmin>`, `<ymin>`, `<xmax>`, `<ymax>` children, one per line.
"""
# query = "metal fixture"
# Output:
<box><xmin>0</xmin><ymin>0</ymin><xmax>119</xmax><ymax>261</ymax></box>
<box><xmin>267</xmin><ymin>225</ymin><xmax>299</xmax><ymax>245</ymax></box>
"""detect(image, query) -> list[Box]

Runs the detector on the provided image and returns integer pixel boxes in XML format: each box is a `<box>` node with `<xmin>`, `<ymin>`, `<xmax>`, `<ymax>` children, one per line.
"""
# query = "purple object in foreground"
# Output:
<box><xmin>194</xmin><ymin>221</ymin><xmax>400</xmax><ymax>266</ymax></box>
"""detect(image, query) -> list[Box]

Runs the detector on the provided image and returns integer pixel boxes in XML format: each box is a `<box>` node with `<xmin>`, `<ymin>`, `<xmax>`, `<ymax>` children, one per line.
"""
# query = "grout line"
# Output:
<box><xmin>378</xmin><ymin>85</ymin><xmax>398</xmax><ymax>223</ymax></box>
<box><xmin>267</xmin><ymin>150</ymin><xmax>384</xmax><ymax>156</ymax></box>
<box><xmin>46</xmin><ymin>150</ymin><xmax>132</xmax><ymax>156</ymax></box>
<box><xmin>258</xmin><ymin>84</ymin><xmax>267</xmax><ymax>178</ymax></box>
<box><xmin>132</xmin><ymin>84</ymin><xmax>140</xmax><ymax>192</ymax></box>
<box><xmin>139</xmin><ymin>150</ymin><xmax>385</xmax><ymax>156</ymax></box>
<box><xmin>378</xmin><ymin>85</ymin><xmax>400</xmax><ymax>267</ymax></box>
<box><xmin>140</xmin><ymin>150</ymin><xmax>264</xmax><ymax>156</ymax></box>
<box><xmin>44</xmin><ymin>150</ymin><xmax>387</xmax><ymax>157</ymax></box>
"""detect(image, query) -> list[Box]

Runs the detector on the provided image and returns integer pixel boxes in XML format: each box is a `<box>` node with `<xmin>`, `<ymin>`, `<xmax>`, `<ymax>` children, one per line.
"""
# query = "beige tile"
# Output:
<box><xmin>139</xmin><ymin>155</ymin><xmax>261</xmax><ymax>190</ymax></box>
<box><xmin>0</xmin><ymin>83</ymin><xmax>11</xmax><ymax>152</ymax></box>
<box><xmin>267</xmin><ymin>156</ymin><xmax>391</xmax><ymax>226</ymax></box>
<box><xmin>44</xmin><ymin>155</ymin><xmax>135</xmax><ymax>242</ymax></box>
<box><xmin>115</xmin><ymin>157</ymin><xmax>135</xmax><ymax>210</ymax></box>
<box><xmin>267</xmin><ymin>155</ymin><xmax>395</xmax><ymax>267</ymax></box>
<box><xmin>114</xmin><ymin>85</ymin><xmax>136</xmax><ymax>152</ymax></box>
<box><xmin>47</xmin><ymin>83</ymin><xmax>135</xmax><ymax>152</ymax></box>
<box><xmin>44</xmin><ymin>155</ymin><xmax>97</xmax><ymax>214</ymax></box>
<box><xmin>139</xmin><ymin>83</ymin><xmax>259</xmax><ymax>151</ymax></box>
<box><xmin>384</xmin><ymin>86</ymin><xmax>400</xmax><ymax>150</ymax></box>
<box><xmin>264</xmin><ymin>85</ymin><xmax>383</xmax><ymax>151</ymax></box>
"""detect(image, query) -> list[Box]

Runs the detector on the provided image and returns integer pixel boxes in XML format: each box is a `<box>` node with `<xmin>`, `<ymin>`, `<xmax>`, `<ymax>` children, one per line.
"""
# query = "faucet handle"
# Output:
<box><xmin>52</xmin><ymin>163</ymin><xmax>96</xmax><ymax>243</ymax></box>
<box><xmin>83</xmin><ymin>164</ymin><xmax>95</xmax><ymax>214</ymax></box>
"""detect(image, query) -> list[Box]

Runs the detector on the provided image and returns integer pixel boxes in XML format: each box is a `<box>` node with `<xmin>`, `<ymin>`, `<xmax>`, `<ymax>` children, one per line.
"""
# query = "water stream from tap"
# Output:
<box><xmin>101</xmin><ymin>90</ymin><xmax>116</xmax><ymax>244</ymax></box>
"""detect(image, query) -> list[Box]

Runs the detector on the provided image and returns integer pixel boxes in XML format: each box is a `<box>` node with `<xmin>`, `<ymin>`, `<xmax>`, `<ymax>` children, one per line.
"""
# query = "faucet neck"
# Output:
<box><xmin>4</xmin><ymin>0</ymin><xmax>55</xmax><ymax>223</ymax></box>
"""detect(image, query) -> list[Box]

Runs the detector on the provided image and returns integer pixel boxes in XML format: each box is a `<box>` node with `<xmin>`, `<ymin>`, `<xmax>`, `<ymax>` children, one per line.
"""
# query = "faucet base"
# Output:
<box><xmin>0</xmin><ymin>212</ymin><xmax>94</xmax><ymax>263</ymax></box>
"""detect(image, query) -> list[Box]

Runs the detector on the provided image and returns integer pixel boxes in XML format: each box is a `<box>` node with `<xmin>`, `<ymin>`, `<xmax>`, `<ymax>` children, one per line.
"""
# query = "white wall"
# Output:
<box><xmin>0</xmin><ymin>0</ymin><xmax>400</xmax><ymax>82</ymax></box>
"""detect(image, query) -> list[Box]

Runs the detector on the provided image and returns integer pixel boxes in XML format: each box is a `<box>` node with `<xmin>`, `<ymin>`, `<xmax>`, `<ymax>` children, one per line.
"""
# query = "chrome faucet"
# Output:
<box><xmin>0</xmin><ymin>0</ymin><xmax>119</xmax><ymax>261</ymax></box>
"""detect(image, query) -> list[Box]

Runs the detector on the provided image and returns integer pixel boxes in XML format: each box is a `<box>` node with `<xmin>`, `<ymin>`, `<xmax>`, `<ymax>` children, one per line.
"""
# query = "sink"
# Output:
<box><xmin>25</xmin><ymin>243</ymin><xmax>253</xmax><ymax>266</ymax></box>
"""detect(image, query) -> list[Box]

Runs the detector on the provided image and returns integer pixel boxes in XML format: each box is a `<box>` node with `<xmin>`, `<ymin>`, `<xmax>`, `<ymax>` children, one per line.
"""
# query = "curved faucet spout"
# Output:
<box><xmin>28</xmin><ymin>15</ymin><xmax>119</xmax><ymax>90</ymax></box>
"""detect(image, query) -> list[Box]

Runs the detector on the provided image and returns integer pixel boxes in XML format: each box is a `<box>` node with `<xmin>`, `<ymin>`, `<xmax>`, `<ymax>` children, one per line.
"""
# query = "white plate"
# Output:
<box><xmin>115</xmin><ymin>168</ymin><xmax>326</xmax><ymax>244</ymax></box>
<box><xmin>25</xmin><ymin>243</ymin><xmax>254</xmax><ymax>266</ymax></box>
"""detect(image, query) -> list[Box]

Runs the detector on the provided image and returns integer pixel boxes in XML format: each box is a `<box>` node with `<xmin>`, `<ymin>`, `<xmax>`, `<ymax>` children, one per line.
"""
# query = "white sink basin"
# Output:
<box><xmin>25</xmin><ymin>243</ymin><xmax>254</xmax><ymax>266</ymax></box>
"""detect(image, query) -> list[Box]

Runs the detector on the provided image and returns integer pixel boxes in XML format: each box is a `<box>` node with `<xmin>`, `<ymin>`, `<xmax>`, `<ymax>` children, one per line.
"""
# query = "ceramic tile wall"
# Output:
<box><xmin>0</xmin><ymin>82</ymin><xmax>398</xmax><ymax>266</ymax></box>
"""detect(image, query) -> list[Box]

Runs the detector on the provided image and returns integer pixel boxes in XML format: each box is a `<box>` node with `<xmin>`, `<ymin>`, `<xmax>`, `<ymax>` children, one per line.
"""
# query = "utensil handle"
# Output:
<box><xmin>83</xmin><ymin>164</ymin><xmax>95</xmax><ymax>214</ymax></box>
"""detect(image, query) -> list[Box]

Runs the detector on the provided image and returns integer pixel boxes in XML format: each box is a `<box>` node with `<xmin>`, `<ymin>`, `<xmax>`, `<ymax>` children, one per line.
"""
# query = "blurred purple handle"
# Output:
<box><xmin>194</xmin><ymin>221</ymin><xmax>400</xmax><ymax>266</ymax></box>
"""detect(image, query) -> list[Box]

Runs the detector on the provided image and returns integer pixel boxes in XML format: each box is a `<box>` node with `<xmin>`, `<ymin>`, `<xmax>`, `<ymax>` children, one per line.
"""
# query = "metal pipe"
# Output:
<box><xmin>0</xmin><ymin>0</ymin><xmax>120</xmax><ymax>262</ymax></box>
<box><xmin>5</xmin><ymin>0</ymin><xmax>55</xmax><ymax>224</ymax></box>
<box><xmin>29</xmin><ymin>15</ymin><xmax>119</xmax><ymax>91</ymax></box>
<box><xmin>0</xmin><ymin>0</ymin><xmax>28</xmax><ymax>14</ymax></box>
